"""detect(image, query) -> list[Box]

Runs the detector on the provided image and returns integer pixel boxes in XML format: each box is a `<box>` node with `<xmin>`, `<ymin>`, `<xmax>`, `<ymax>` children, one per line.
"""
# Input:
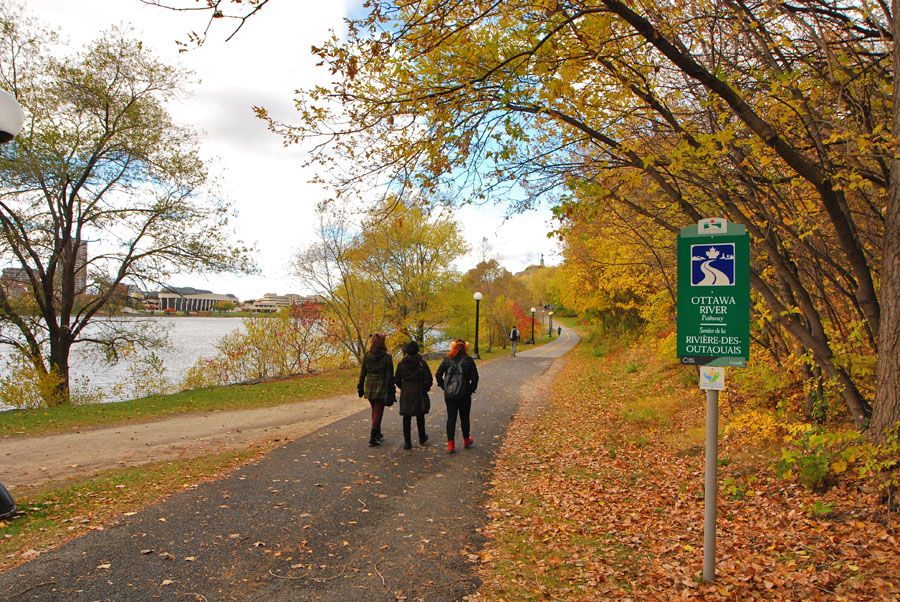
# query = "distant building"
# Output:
<box><xmin>250</xmin><ymin>293</ymin><xmax>323</xmax><ymax>313</ymax></box>
<box><xmin>143</xmin><ymin>291</ymin><xmax>160</xmax><ymax>311</ymax></box>
<box><xmin>74</xmin><ymin>241</ymin><xmax>88</xmax><ymax>294</ymax></box>
<box><xmin>157</xmin><ymin>286</ymin><xmax>239</xmax><ymax>313</ymax></box>
<box><xmin>1</xmin><ymin>267</ymin><xmax>31</xmax><ymax>297</ymax></box>
<box><xmin>2</xmin><ymin>267</ymin><xmax>28</xmax><ymax>282</ymax></box>
<box><xmin>2</xmin><ymin>240</ymin><xmax>88</xmax><ymax>298</ymax></box>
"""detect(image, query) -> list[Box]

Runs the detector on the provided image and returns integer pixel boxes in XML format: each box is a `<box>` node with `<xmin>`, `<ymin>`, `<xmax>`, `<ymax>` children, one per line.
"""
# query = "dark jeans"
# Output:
<box><xmin>369</xmin><ymin>400</ymin><xmax>385</xmax><ymax>432</ymax></box>
<box><xmin>402</xmin><ymin>415</ymin><xmax>427</xmax><ymax>444</ymax></box>
<box><xmin>445</xmin><ymin>396</ymin><xmax>471</xmax><ymax>441</ymax></box>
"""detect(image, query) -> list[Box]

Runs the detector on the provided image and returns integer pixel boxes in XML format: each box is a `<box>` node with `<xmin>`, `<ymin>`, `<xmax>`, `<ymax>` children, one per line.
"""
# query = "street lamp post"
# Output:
<box><xmin>548</xmin><ymin>310</ymin><xmax>554</xmax><ymax>337</ymax></box>
<box><xmin>473</xmin><ymin>292</ymin><xmax>483</xmax><ymax>359</ymax></box>
<box><xmin>530</xmin><ymin>307</ymin><xmax>536</xmax><ymax>344</ymax></box>
<box><xmin>0</xmin><ymin>89</ymin><xmax>24</xmax><ymax>521</ymax></box>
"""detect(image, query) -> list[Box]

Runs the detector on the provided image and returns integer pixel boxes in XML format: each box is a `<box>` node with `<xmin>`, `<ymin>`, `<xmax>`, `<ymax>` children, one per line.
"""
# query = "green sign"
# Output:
<box><xmin>677</xmin><ymin>219</ymin><xmax>750</xmax><ymax>367</ymax></box>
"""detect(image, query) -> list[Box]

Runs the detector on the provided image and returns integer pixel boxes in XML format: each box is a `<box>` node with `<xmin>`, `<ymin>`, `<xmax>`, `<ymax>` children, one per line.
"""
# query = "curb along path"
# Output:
<box><xmin>0</xmin><ymin>331</ymin><xmax>579</xmax><ymax>601</ymax></box>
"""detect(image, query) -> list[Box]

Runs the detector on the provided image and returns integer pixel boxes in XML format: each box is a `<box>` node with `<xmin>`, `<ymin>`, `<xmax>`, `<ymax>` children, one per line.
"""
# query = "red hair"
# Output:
<box><xmin>448</xmin><ymin>339</ymin><xmax>468</xmax><ymax>358</ymax></box>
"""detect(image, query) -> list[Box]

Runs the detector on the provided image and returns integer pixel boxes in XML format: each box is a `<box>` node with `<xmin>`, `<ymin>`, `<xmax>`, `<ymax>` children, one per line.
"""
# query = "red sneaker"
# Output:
<box><xmin>464</xmin><ymin>436</ymin><xmax>474</xmax><ymax>449</ymax></box>
<box><xmin>447</xmin><ymin>440</ymin><xmax>456</xmax><ymax>453</ymax></box>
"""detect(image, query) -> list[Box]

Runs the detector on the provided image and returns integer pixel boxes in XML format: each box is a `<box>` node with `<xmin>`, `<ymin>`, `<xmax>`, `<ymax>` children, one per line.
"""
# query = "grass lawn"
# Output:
<box><xmin>0</xmin><ymin>368</ymin><xmax>358</xmax><ymax>437</ymax></box>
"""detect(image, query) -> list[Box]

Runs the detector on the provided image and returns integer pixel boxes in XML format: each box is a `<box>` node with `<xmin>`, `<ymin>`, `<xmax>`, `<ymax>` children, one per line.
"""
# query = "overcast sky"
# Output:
<box><xmin>25</xmin><ymin>0</ymin><xmax>560</xmax><ymax>301</ymax></box>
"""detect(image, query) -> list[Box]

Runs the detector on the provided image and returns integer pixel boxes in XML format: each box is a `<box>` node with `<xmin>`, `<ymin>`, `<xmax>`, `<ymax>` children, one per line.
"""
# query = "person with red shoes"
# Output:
<box><xmin>357</xmin><ymin>333</ymin><xmax>395</xmax><ymax>446</ymax></box>
<box><xmin>435</xmin><ymin>339</ymin><xmax>479</xmax><ymax>453</ymax></box>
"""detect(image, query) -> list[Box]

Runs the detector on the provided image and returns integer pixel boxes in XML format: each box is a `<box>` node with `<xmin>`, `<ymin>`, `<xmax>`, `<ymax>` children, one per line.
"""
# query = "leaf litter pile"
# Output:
<box><xmin>474</xmin><ymin>344</ymin><xmax>897</xmax><ymax>600</ymax></box>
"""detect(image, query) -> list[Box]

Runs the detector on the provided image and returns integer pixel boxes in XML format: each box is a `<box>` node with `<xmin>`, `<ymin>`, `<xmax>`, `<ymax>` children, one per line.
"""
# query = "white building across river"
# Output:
<box><xmin>157</xmin><ymin>287</ymin><xmax>239</xmax><ymax>313</ymax></box>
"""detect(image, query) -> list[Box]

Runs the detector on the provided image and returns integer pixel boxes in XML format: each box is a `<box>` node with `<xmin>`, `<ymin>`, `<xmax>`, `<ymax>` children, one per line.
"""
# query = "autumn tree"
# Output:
<box><xmin>293</xmin><ymin>211</ymin><xmax>386</xmax><ymax>364</ymax></box>
<box><xmin>353</xmin><ymin>201</ymin><xmax>467</xmax><ymax>346</ymax></box>
<box><xmin>252</xmin><ymin>1</ymin><xmax>891</xmax><ymax>437</ymax></box>
<box><xmin>213</xmin><ymin>300</ymin><xmax>236</xmax><ymax>313</ymax></box>
<box><xmin>156</xmin><ymin>0</ymin><xmax>897</xmax><ymax>437</ymax></box>
<box><xmin>294</xmin><ymin>198</ymin><xmax>466</xmax><ymax>359</ymax></box>
<box><xmin>456</xmin><ymin>259</ymin><xmax>528</xmax><ymax>350</ymax></box>
<box><xmin>0</xmin><ymin>9</ymin><xmax>251</xmax><ymax>406</ymax></box>
<box><xmin>559</xmin><ymin>193</ymin><xmax>676</xmax><ymax>334</ymax></box>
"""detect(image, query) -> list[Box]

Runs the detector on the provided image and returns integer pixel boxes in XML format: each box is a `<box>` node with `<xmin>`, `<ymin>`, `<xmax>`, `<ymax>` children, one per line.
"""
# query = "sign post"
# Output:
<box><xmin>677</xmin><ymin>218</ymin><xmax>750</xmax><ymax>582</ymax></box>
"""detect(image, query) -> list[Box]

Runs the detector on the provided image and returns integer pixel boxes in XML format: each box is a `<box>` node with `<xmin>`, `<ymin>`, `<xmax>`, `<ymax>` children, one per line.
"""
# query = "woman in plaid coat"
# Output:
<box><xmin>357</xmin><ymin>333</ymin><xmax>395</xmax><ymax>446</ymax></box>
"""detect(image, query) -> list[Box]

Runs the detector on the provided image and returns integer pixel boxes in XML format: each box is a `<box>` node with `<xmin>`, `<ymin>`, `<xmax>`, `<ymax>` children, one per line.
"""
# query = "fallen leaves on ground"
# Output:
<box><xmin>475</xmin><ymin>343</ymin><xmax>898</xmax><ymax>600</ymax></box>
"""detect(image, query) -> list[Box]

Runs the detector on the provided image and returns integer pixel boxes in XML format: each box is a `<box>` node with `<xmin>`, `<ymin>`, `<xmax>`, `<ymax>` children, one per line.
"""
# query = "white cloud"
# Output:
<box><xmin>24</xmin><ymin>0</ymin><xmax>558</xmax><ymax>300</ymax></box>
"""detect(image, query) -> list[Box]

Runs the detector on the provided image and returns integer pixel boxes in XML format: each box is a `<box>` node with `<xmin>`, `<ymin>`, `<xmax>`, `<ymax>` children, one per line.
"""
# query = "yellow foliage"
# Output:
<box><xmin>0</xmin><ymin>357</ymin><xmax>64</xmax><ymax>409</ymax></box>
<box><xmin>724</xmin><ymin>409</ymin><xmax>785</xmax><ymax>443</ymax></box>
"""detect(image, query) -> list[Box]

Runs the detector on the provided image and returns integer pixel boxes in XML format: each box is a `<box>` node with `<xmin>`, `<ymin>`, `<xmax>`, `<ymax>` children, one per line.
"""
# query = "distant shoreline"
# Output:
<box><xmin>118</xmin><ymin>311</ymin><xmax>266</xmax><ymax>318</ymax></box>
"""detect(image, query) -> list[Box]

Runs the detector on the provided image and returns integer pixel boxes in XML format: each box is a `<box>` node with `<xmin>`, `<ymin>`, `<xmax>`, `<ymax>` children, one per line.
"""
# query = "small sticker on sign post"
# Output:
<box><xmin>699</xmin><ymin>366</ymin><xmax>725</xmax><ymax>391</ymax></box>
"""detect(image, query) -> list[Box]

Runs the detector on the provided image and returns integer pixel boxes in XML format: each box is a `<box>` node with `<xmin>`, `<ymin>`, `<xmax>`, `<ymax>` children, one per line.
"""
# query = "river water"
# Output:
<box><xmin>1</xmin><ymin>317</ymin><xmax>244</xmax><ymax>406</ymax></box>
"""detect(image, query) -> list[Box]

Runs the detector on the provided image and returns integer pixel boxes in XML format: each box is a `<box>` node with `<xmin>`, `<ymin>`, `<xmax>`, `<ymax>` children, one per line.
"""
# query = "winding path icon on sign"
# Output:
<box><xmin>691</xmin><ymin>243</ymin><xmax>735</xmax><ymax>286</ymax></box>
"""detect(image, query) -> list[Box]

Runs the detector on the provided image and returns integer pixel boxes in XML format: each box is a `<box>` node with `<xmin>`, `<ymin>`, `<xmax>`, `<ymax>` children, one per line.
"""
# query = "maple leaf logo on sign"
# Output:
<box><xmin>699</xmin><ymin>217</ymin><xmax>727</xmax><ymax>234</ymax></box>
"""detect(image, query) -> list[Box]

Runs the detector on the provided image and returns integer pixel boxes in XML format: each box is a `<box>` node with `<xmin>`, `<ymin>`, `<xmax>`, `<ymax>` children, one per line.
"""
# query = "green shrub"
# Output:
<box><xmin>776</xmin><ymin>425</ymin><xmax>899</xmax><ymax>493</ymax></box>
<box><xmin>723</xmin><ymin>477</ymin><xmax>746</xmax><ymax>500</ymax></box>
<box><xmin>776</xmin><ymin>429</ymin><xmax>833</xmax><ymax>490</ymax></box>
<box><xmin>807</xmin><ymin>500</ymin><xmax>835</xmax><ymax>518</ymax></box>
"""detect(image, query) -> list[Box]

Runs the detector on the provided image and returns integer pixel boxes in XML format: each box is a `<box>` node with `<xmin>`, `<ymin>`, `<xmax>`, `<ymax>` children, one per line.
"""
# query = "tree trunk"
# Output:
<box><xmin>871</xmin><ymin>1</ymin><xmax>900</xmax><ymax>441</ymax></box>
<box><xmin>46</xmin><ymin>337</ymin><xmax>71</xmax><ymax>407</ymax></box>
<box><xmin>750</xmin><ymin>272</ymin><xmax>872</xmax><ymax>426</ymax></box>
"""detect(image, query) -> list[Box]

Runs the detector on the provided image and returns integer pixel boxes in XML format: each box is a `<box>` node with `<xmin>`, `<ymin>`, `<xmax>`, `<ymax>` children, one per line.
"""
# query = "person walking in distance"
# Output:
<box><xmin>435</xmin><ymin>339</ymin><xmax>479</xmax><ymax>453</ymax></box>
<box><xmin>557</xmin><ymin>326</ymin><xmax>562</xmax><ymax>336</ymax></box>
<box><xmin>509</xmin><ymin>325</ymin><xmax>520</xmax><ymax>357</ymax></box>
<box><xmin>357</xmin><ymin>333</ymin><xmax>395</xmax><ymax>446</ymax></box>
<box><xmin>394</xmin><ymin>341</ymin><xmax>433</xmax><ymax>449</ymax></box>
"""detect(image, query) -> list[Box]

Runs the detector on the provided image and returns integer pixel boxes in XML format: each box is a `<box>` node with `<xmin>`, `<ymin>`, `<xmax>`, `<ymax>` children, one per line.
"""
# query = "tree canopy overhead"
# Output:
<box><xmin>152</xmin><ymin>0</ymin><xmax>897</xmax><ymax>438</ymax></box>
<box><xmin>264</xmin><ymin>0</ymin><xmax>894</xmax><ymax>437</ymax></box>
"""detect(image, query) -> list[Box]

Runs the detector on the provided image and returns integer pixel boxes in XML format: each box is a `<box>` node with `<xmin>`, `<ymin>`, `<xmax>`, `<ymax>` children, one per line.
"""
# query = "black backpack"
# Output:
<box><xmin>510</xmin><ymin>328</ymin><xmax>520</xmax><ymax>341</ymax></box>
<box><xmin>443</xmin><ymin>358</ymin><xmax>466</xmax><ymax>399</ymax></box>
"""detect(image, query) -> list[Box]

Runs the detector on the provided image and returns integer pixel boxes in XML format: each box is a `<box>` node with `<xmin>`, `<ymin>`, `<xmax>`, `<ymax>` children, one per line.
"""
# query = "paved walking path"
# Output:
<box><xmin>0</xmin><ymin>330</ymin><xmax>578</xmax><ymax>601</ymax></box>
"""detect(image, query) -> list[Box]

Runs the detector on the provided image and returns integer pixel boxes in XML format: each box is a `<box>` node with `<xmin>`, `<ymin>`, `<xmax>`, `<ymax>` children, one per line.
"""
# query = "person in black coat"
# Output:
<box><xmin>435</xmin><ymin>338</ymin><xmax>479</xmax><ymax>453</ymax></box>
<box><xmin>357</xmin><ymin>333</ymin><xmax>395</xmax><ymax>446</ymax></box>
<box><xmin>394</xmin><ymin>340</ymin><xmax>432</xmax><ymax>449</ymax></box>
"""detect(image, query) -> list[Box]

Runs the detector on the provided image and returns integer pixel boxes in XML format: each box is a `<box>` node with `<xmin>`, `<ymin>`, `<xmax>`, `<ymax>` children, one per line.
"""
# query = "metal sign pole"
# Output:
<box><xmin>677</xmin><ymin>218</ymin><xmax>749</xmax><ymax>584</ymax></box>
<box><xmin>703</xmin><ymin>388</ymin><xmax>719</xmax><ymax>581</ymax></box>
